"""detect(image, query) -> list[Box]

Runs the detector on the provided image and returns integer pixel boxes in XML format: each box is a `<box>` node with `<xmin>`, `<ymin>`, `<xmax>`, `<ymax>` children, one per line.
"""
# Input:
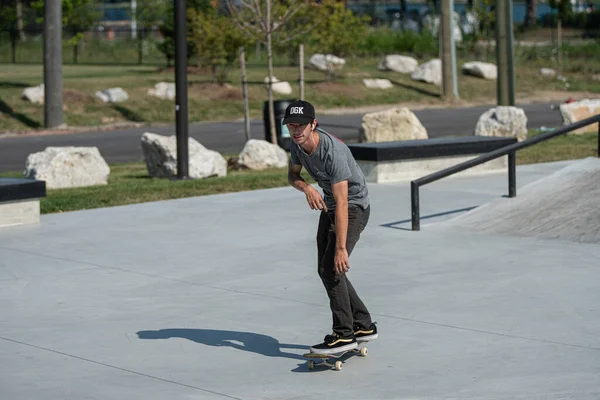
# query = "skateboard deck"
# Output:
<box><xmin>303</xmin><ymin>340</ymin><xmax>369</xmax><ymax>371</ymax></box>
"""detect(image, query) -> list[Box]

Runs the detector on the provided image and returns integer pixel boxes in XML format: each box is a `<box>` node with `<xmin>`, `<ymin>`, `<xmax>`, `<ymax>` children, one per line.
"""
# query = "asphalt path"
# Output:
<box><xmin>0</xmin><ymin>102</ymin><xmax>562</xmax><ymax>173</ymax></box>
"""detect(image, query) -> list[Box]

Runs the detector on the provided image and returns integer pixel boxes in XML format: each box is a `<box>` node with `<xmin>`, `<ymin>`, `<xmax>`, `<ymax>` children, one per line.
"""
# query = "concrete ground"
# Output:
<box><xmin>1</xmin><ymin>159</ymin><xmax>599</xmax><ymax>400</ymax></box>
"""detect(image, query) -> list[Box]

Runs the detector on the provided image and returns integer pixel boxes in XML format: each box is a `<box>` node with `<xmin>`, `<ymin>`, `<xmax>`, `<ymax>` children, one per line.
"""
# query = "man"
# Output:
<box><xmin>284</xmin><ymin>99</ymin><xmax>378</xmax><ymax>355</ymax></box>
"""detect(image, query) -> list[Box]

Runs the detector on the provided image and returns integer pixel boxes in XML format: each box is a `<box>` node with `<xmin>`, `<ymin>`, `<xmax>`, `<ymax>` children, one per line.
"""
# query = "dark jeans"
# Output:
<box><xmin>316</xmin><ymin>204</ymin><xmax>372</xmax><ymax>338</ymax></box>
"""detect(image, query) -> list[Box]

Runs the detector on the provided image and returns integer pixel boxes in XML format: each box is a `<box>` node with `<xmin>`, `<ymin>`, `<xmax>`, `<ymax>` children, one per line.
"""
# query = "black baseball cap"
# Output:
<box><xmin>282</xmin><ymin>100</ymin><xmax>315</xmax><ymax>125</ymax></box>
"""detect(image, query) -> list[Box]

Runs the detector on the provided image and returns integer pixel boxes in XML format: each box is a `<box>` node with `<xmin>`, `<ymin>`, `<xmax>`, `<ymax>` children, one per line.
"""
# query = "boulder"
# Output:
<box><xmin>359</xmin><ymin>107</ymin><xmax>428</xmax><ymax>143</ymax></box>
<box><xmin>238</xmin><ymin>139</ymin><xmax>288</xmax><ymax>170</ymax></box>
<box><xmin>95</xmin><ymin>87</ymin><xmax>129</xmax><ymax>103</ymax></box>
<box><xmin>264</xmin><ymin>77</ymin><xmax>292</xmax><ymax>95</ymax></box>
<box><xmin>363</xmin><ymin>78</ymin><xmax>393</xmax><ymax>89</ymax></box>
<box><xmin>540</xmin><ymin>68</ymin><xmax>556</xmax><ymax>77</ymax></box>
<box><xmin>148</xmin><ymin>82</ymin><xmax>175</xmax><ymax>100</ymax></box>
<box><xmin>22</xmin><ymin>84</ymin><xmax>45</xmax><ymax>104</ymax></box>
<box><xmin>559</xmin><ymin>98</ymin><xmax>600</xmax><ymax>134</ymax></box>
<box><xmin>377</xmin><ymin>55</ymin><xmax>419</xmax><ymax>74</ymax></box>
<box><xmin>141</xmin><ymin>132</ymin><xmax>227</xmax><ymax>179</ymax></box>
<box><xmin>24</xmin><ymin>147</ymin><xmax>110</xmax><ymax>189</ymax></box>
<box><xmin>411</xmin><ymin>59</ymin><xmax>441</xmax><ymax>86</ymax></box>
<box><xmin>309</xmin><ymin>54</ymin><xmax>346</xmax><ymax>72</ymax></box>
<box><xmin>462</xmin><ymin>61</ymin><xmax>497</xmax><ymax>80</ymax></box>
<box><xmin>475</xmin><ymin>106</ymin><xmax>528</xmax><ymax>142</ymax></box>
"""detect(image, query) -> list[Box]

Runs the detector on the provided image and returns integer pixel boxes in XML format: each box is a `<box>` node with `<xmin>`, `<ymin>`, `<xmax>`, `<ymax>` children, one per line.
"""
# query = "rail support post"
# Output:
<box><xmin>411</xmin><ymin>181</ymin><xmax>420</xmax><ymax>231</ymax></box>
<box><xmin>508</xmin><ymin>151</ymin><xmax>516</xmax><ymax>197</ymax></box>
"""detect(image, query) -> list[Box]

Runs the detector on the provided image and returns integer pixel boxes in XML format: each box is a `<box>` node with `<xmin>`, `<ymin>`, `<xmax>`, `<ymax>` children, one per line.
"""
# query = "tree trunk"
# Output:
<box><xmin>16</xmin><ymin>0</ymin><xmax>25</xmax><ymax>41</ymax></box>
<box><xmin>524</xmin><ymin>0</ymin><xmax>537</xmax><ymax>28</ymax></box>
<box><xmin>240</xmin><ymin>47</ymin><xmax>251</xmax><ymax>141</ymax></box>
<box><xmin>266</xmin><ymin>0</ymin><xmax>277</xmax><ymax>145</ymax></box>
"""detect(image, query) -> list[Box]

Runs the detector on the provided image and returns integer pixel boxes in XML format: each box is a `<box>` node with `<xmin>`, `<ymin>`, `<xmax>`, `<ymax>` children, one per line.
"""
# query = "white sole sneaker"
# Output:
<box><xmin>309</xmin><ymin>341</ymin><xmax>358</xmax><ymax>355</ymax></box>
<box><xmin>357</xmin><ymin>333</ymin><xmax>378</xmax><ymax>342</ymax></box>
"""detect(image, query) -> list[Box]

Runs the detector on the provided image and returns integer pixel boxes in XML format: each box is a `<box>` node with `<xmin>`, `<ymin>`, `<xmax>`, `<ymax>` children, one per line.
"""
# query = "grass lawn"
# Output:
<box><xmin>0</xmin><ymin>130</ymin><xmax>597</xmax><ymax>215</ymax></box>
<box><xmin>1</xmin><ymin>48</ymin><xmax>600</xmax><ymax>132</ymax></box>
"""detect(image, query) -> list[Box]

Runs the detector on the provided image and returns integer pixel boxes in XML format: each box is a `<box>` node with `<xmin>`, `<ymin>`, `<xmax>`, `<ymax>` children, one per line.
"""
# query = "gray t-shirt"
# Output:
<box><xmin>290</xmin><ymin>130</ymin><xmax>369</xmax><ymax>211</ymax></box>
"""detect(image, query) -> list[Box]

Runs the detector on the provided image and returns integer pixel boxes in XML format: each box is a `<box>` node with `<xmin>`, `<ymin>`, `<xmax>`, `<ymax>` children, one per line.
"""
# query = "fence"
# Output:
<box><xmin>0</xmin><ymin>27</ymin><xmax>166</xmax><ymax>65</ymax></box>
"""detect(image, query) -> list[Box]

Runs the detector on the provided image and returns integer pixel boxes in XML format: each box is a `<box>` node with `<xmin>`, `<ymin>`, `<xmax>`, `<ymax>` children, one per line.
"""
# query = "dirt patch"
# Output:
<box><xmin>190</xmin><ymin>82</ymin><xmax>243</xmax><ymax>100</ymax></box>
<box><xmin>63</xmin><ymin>89</ymin><xmax>96</xmax><ymax>104</ymax></box>
<box><xmin>314</xmin><ymin>82</ymin><xmax>359</xmax><ymax>98</ymax></box>
<box><xmin>155</xmin><ymin>65</ymin><xmax>212</xmax><ymax>75</ymax></box>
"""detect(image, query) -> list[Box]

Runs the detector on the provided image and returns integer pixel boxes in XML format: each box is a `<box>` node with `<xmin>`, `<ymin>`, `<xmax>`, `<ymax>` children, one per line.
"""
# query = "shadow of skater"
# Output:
<box><xmin>137</xmin><ymin>328</ymin><xmax>308</xmax><ymax>361</ymax></box>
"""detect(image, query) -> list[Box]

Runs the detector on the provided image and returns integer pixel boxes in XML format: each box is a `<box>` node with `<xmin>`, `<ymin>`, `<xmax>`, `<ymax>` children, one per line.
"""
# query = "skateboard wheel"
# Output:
<box><xmin>335</xmin><ymin>361</ymin><xmax>343</xmax><ymax>371</ymax></box>
<box><xmin>360</xmin><ymin>347</ymin><xmax>368</xmax><ymax>357</ymax></box>
<box><xmin>308</xmin><ymin>360</ymin><xmax>315</xmax><ymax>370</ymax></box>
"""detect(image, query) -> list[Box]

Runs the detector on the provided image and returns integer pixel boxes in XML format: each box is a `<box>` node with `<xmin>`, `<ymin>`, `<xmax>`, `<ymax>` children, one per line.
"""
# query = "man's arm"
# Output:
<box><xmin>289</xmin><ymin>162</ymin><xmax>327</xmax><ymax>211</ymax></box>
<box><xmin>288</xmin><ymin>162</ymin><xmax>311</xmax><ymax>193</ymax></box>
<box><xmin>332</xmin><ymin>180</ymin><xmax>349</xmax><ymax>275</ymax></box>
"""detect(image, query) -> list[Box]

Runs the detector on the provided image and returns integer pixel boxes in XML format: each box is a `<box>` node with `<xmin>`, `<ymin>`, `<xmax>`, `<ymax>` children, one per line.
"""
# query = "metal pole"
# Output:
<box><xmin>450</xmin><ymin>0</ymin><xmax>459</xmax><ymax>99</ymax></box>
<box><xmin>496</xmin><ymin>0</ymin><xmax>508</xmax><ymax>105</ymax></box>
<box><xmin>411</xmin><ymin>182</ymin><xmax>420</xmax><ymax>231</ymax></box>
<box><xmin>175</xmin><ymin>0</ymin><xmax>189</xmax><ymax>179</ymax></box>
<box><xmin>506</xmin><ymin>0</ymin><xmax>515</xmax><ymax>105</ymax></box>
<box><xmin>508</xmin><ymin>151</ymin><xmax>516</xmax><ymax>197</ymax></box>
<box><xmin>299</xmin><ymin>44</ymin><xmax>305</xmax><ymax>100</ymax></box>
<box><xmin>44</xmin><ymin>0</ymin><xmax>63</xmax><ymax>128</ymax></box>
<box><xmin>441</xmin><ymin>0</ymin><xmax>453</xmax><ymax>101</ymax></box>
<box><xmin>597</xmin><ymin>122</ymin><xmax>600</xmax><ymax>157</ymax></box>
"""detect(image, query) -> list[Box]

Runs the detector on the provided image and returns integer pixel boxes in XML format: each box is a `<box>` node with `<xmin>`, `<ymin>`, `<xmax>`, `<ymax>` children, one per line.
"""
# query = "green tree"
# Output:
<box><xmin>157</xmin><ymin>0</ymin><xmax>214</xmax><ymax>66</ymax></box>
<box><xmin>31</xmin><ymin>0</ymin><xmax>101</xmax><ymax>62</ymax></box>
<box><xmin>308</xmin><ymin>0</ymin><xmax>370</xmax><ymax>58</ymax></box>
<box><xmin>189</xmin><ymin>8</ymin><xmax>251</xmax><ymax>84</ymax></box>
<box><xmin>135</xmin><ymin>0</ymin><xmax>168</xmax><ymax>29</ymax></box>
<box><xmin>225</xmin><ymin>0</ymin><xmax>318</xmax><ymax>145</ymax></box>
<box><xmin>32</xmin><ymin>0</ymin><xmax>100</xmax><ymax>35</ymax></box>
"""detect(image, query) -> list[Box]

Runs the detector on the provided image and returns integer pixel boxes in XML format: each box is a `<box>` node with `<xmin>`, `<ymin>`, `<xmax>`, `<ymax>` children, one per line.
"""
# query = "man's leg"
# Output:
<box><xmin>344</xmin><ymin>205</ymin><xmax>372</xmax><ymax>330</ymax></box>
<box><xmin>317</xmin><ymin>206</ymin><xmax>371</xmax><ymax>337</ymax></box>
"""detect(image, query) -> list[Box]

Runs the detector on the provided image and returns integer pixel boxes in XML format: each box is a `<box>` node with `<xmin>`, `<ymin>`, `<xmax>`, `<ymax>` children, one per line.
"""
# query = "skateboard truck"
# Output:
<box><xmin>302</xmin><ymin>342</ymin><xmax>369</xmax><ymax>371</ymax></box>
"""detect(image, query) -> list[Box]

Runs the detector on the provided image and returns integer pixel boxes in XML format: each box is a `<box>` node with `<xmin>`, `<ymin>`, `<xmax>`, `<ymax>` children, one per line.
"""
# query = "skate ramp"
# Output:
<box><xmin>436</xmin><ymin>157</ymin><xmax>600</xmax><ymax>244</ymax></box>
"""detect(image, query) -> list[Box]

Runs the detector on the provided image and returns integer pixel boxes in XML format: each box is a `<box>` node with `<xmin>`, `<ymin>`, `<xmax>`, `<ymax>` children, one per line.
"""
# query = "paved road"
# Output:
<box><xmin>0</xmin><ymin>102</ymin><xmax>561</xmax><ymax>172</ymax></box>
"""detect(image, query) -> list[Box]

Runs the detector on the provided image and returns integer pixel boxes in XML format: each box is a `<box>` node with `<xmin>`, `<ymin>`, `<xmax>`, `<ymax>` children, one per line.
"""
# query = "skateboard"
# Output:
<box><xmin>303</xmin><ymin>340</ymin><xmax>369</xmax><ymax>371</ymax></box>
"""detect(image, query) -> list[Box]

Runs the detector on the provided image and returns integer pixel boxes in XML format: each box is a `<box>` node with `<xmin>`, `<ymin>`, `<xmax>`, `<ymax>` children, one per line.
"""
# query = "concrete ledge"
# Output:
<box><xmin>0</xmin><ymin>198</ymin><xmax>41</xmax><ymax>228</ymax></box>
<box><xmin>0</xmin><ymin>178</ymin><xmax>46</xmax><ymax>228</ymax></box>
<box><xmin>357</xmin><ymin>155</ymin><xmax>508</xmax><ymax>183</ymax></box>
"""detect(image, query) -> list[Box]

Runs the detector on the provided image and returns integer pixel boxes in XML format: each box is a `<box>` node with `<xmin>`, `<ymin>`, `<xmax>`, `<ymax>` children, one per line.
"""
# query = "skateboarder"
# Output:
<box><xmin>285</xmin><ymin>100</ymin><xmax>378</xmax><ymax>355</ymax></box>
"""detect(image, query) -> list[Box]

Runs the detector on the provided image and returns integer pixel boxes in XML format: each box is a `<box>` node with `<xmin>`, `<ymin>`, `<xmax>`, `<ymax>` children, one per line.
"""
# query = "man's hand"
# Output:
<box><xmin>334</xmin><ymin>247</ymin><xmax>349</xmax><ymax>275</ymax></box>
<box><xmin>304</xmin><ymin>186</ymin><xmax>328</xmax><ymax>212</ymax></box>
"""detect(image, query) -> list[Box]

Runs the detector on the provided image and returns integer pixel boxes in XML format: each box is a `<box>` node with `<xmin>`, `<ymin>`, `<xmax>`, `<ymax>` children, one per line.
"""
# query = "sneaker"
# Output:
<box><xmin>353</xmin><ymin>322</ymin><xmax>378</xmax><ymax>342</ymax></box>
<box><xmin>309</xmin><ymin>333</ymin><xmax>357</xmax><ymax>355</ymax></box>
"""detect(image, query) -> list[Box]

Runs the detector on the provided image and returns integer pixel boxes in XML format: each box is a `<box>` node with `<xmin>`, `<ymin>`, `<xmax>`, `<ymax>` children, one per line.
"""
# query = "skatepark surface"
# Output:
<box><xmin>1</xmin><ymin>158</ymin><xmax>599</xmax><ymax>400</ymax></box>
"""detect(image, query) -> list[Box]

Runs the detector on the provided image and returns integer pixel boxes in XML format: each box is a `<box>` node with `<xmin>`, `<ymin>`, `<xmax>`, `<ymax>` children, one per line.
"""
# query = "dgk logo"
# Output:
<box><xmin>290</xmin><ymin>107</ymin><xmax>303</xmax><ymax>114</ymax></box>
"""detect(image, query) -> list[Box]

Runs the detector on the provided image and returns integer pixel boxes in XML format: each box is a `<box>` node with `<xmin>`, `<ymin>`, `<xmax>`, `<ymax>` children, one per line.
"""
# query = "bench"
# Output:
<box><xmin>347</xmin><ymin>136</ymin><xmax>518</xmax><ymax>183</ymax></box>
<box><xmin>0</xmin><ymin>178</ymin><xmax>47</xmax><ymax>228</ymax></box>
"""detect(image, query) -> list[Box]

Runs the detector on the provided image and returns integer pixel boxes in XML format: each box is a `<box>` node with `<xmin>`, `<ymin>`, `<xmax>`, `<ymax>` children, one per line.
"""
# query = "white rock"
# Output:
<box><xmin>540</xmin><ymin>68</ymin><xmax>556</xmax><ymax>77</ymax></box>
<box><xmin>462</xmin><ymin>61</ymin><xmax>497</xmax><ymax>80</ymax></box>
<box><xmin>359</xmin><ymin>107</ymin><xmax>428</xmax><ymax>142</ymax></box>
<box><xmin>559</xmin><ymin>98</ymin><xmax>600</xmax><ymax>134</ymax></box>
<box><xmin>148</xmin><ymin>82</ymin><xmax>175</xmax><ymax>100</ymax></box>
<box><xmin>264</xmin><ymin>76</ymin><xmax>292</xmax><ymax>95</ymax></box>
<box><xmin>363</xmin><ymin>78</ymin><xmax>394</xmax><ymax>89</ymax></box>
<box><xmin>411</xmin><ymin>59</ymin><xmax>441</xmax><ymax>86</ymax></box>
<box><xmin>140</xmin><ymin>132</ymin><xmax>227</xmax><ymax>179</ymax></box>
<box><xmin>377</xmin><ymin>55</ymin><xmax>419</xmax><ymax>74</ymax></box>
<box><xmin>475</xmin><ymin>106</ymin><xmax>528</xmax><ymax>142</ymax></box>
<box><xmin>22</xmin><ymin>84</ymin><xmax>45</xmax><ymax>104</ymax></box>
<box><xmin>24</xmin><ymin>147</ymin><xmax>110</xmax><ymax>189</ymax></box>
<box><xmin>238</xmin><ymin>139</ymin><xmax>288</xmax><ymax>170</ymax></box>
<box><xmin>309</xmin><ymin>54</ymin><xmax>346</xmax><ymax>72</ymax></box>
<box><xmin>95</xmin><ymin>87</ymin><xmax>129</xmax><ymax>103</ymax></box>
